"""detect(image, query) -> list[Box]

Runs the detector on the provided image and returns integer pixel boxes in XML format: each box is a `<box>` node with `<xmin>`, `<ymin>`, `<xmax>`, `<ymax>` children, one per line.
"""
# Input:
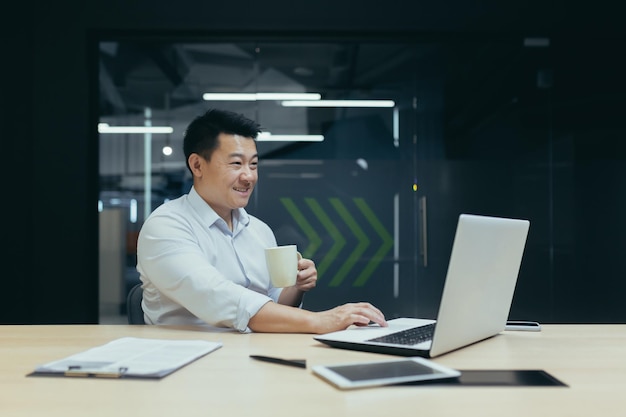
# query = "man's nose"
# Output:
<box><xmin>240</xmin><ymin>166</ymin><xmax>256</xmax><ymax>180</ymax></box>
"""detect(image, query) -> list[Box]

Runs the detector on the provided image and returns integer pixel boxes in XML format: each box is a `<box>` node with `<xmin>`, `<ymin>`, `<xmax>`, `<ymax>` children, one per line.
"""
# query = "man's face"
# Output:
<box><xmin>194</xmin><ymin>133</ymin><xmax>258</xmax><ymax>220</ymax></box>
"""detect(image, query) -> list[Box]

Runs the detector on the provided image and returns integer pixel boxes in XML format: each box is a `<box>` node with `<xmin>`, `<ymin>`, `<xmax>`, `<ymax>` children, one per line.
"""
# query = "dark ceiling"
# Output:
<box><xmin>98</xmin><ymin>37</ymin><xmax>550</xmax><ymax>143</ymax></box>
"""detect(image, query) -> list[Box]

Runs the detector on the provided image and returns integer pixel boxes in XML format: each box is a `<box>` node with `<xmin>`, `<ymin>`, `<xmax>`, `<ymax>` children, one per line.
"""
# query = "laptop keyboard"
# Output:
<box><xmin>366</xmin><ymin>323</ymin><xmax>436</xmax><ymax>345</ymax></box>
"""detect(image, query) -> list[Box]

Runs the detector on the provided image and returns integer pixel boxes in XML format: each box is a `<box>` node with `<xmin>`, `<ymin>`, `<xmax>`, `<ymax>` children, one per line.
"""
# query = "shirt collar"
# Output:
<box><xmin>188</xmin><ymin>186</ymin><xmax>250</xmax><ymax>232</ymax></box>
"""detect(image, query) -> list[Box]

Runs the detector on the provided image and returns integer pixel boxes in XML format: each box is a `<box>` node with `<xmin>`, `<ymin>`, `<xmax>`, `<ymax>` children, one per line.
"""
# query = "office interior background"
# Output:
<box><xmin>3</xmin><ymin>1</ymin><xmax>624</xmax><ymax>325</ymax></box>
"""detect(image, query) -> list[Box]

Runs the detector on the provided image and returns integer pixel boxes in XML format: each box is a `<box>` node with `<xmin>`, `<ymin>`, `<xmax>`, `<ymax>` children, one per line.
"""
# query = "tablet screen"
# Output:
<box><xmin>328</xmin><ymin>360</ymin><xmax>438</xmax><ymax>381</ymax></box>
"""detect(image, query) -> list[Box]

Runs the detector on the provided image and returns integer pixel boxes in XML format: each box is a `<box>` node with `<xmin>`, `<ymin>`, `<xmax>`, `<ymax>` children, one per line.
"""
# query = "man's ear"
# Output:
<box><xmin>188</xmin><ymin>153</ymin><xmax>204</xmax><ymax>177</ymax></box>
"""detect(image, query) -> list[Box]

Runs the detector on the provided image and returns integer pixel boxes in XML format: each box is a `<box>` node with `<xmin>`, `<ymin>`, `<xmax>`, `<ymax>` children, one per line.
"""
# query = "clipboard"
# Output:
<box><xmin>27</xmin><ymin>337</ymin><xmax>222</xmax><ymax>379</ymax></box>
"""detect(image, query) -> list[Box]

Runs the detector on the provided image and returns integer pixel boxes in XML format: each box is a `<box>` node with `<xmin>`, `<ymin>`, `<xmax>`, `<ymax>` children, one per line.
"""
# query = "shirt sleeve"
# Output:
<box><xmin>136</xmin><ymin>211</ymin><xmax>273</xmax><ymax>332</ymax></box>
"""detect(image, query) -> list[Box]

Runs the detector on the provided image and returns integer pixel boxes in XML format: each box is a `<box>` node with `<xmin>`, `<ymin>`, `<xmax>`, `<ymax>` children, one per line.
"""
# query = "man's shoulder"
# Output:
<box><xmin>143</xmin><ymin>194</ymin><xmax>189</xmax><ymax>222</ymax></box>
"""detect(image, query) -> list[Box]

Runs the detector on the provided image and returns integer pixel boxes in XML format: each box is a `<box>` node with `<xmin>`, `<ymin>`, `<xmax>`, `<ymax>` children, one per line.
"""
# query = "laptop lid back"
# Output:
<box><xmin>429</xmin><ymin>214</ymin><xmax>530</xmax><ymax>357</ymax></box>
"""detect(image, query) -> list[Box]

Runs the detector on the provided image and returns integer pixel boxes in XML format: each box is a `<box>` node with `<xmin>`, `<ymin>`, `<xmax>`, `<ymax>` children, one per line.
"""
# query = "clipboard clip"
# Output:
<box><xmin>65</xmin><ymin>366</ymin><xmax>129</xmax><ymax>378</ymax></box>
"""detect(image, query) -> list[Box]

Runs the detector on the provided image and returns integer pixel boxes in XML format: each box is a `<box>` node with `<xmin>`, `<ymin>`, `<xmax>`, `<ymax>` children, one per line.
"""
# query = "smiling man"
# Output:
<box><xmin>136</xmin><ymin>109</ymin><xmax>387</xmax><ymax>333</ymax></box>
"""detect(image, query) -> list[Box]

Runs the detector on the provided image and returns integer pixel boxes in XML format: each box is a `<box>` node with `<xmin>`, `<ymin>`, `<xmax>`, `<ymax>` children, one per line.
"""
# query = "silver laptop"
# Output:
<box><xmin>314</xmin><ymin>213</ymin><xmax>530</xmax><ymax>358</ymax></box>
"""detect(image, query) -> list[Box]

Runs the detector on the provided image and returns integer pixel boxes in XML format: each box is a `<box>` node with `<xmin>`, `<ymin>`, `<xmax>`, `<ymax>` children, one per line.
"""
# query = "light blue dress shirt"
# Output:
<box><xmin>137</xmin><ymin>186</ymin><xmax>282</xmax><ymax>332</ymax></box>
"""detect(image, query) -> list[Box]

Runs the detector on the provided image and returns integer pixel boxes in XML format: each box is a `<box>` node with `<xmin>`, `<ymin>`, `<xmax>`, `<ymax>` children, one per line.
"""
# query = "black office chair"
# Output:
<box><xmin>126</xmin><ymin>283</ymin><xmax>145</xmax><ymax>324</ymax></box>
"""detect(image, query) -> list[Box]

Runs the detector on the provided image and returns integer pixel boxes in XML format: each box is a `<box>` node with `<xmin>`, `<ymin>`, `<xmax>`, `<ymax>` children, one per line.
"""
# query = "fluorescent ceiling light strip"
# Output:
<box><xmin>203</xmin><ymin>93</ymin><xmax>321</xmax><ymax>101</ymax></box>
<box><xmin>257</xmin><ymin>132</ymin><xmax>324</xmax><ymax>142</ymax></box>
<box><xmin>256</xmin><ymin>93</ymin><xmax>321</xmax><ymax>100</ymax></box>
<box><xmin>98</xmin><ymin>123</ymin><xmax>173</xmax><ymax>134</ymax></box>
<box><xmin>281</xmin><ymin>100</ymin><xmax>395</xmax><ymax>108</ymax></box>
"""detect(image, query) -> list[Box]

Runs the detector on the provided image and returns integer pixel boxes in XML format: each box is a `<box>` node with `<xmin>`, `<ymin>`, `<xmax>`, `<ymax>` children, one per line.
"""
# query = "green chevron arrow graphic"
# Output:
<box><xmin>279</xmin><ymin>197</ymin><xmax>393</xmax><ymax>287</ymax></box>
<box><xmin>279</xmin><ymin>198</ymin><xmax>322</xmax><ymax>259</ymax></box>
<box><xmin>304</xmin><ymin>198</ymin><xmax>346</xmax><ymax>278</ymax></box>
<box><xmin>327</xmin><ymin>198</ymin><xmax>370</xmax><ymax>287</ymax></box>
<box><xmin>352</xmin><ymin>197</ymin><xmax>394</xmax><ymax>287</ymax></box>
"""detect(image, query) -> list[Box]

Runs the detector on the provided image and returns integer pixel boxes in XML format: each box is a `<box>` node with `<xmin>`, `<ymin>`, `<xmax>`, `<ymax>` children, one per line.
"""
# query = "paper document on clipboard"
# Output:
<box><xmin>28</xmin><ymin>337</ymin><xmax>222</xmax><ymax>379</ymax></box>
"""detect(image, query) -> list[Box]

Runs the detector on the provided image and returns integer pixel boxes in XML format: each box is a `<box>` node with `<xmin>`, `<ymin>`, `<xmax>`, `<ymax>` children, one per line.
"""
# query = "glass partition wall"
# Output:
<box><xmin>98</xmin><ymin>36</ymin><xmax>626</xmax><ymax>323</ymax></box>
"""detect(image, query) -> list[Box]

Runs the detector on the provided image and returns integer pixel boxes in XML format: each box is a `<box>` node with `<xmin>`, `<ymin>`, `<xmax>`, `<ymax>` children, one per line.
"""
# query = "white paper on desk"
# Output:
<box><xmin>33</xmin><ymin>337</ymin><xmax>222</xmax><ymax>378</ymax></box>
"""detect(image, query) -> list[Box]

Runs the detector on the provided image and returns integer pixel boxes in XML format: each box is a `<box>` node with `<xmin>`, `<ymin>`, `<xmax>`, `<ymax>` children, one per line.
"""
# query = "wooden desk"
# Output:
<box><xmin>2</xmin><ymin>324</ymin><xmax>625</xmax><ymax>416</ymax></box>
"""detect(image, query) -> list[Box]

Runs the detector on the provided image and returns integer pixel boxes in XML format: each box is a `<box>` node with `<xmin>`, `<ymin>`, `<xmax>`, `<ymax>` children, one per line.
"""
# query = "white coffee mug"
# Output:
<box><xmin>265</xmin><ymin>245</ymin><xmax>302</xmax><ymax>287</ymax></box>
